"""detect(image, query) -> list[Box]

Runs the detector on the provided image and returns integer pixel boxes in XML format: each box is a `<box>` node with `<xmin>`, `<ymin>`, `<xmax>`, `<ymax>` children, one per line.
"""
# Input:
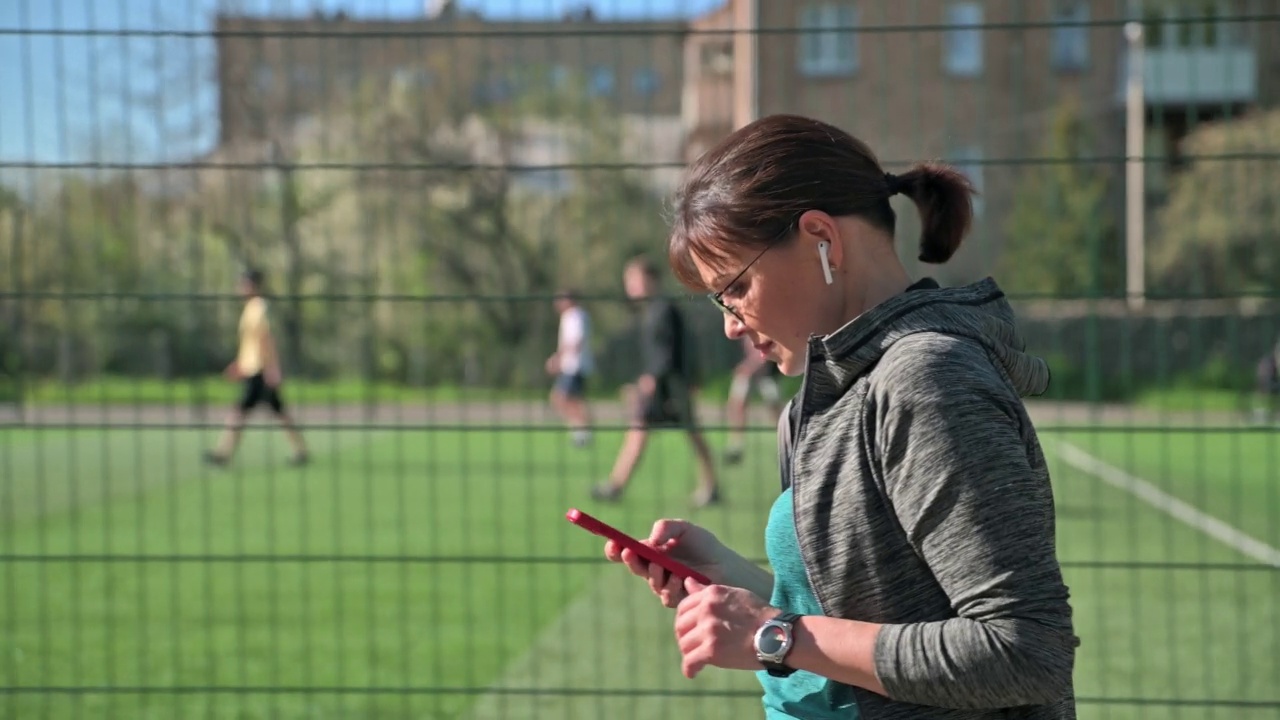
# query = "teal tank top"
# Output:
<box><xmin>759</xmin><ymin>487</ymin><xmax>860</xmax><ymax>719</ymax></box>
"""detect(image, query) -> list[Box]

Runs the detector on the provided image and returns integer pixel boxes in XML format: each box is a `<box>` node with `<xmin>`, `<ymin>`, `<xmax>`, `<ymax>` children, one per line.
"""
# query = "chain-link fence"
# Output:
<box><xmin>2</xmin><ymin>1</ymin><xmax>1278</xmax><ymax>718</ymax></box>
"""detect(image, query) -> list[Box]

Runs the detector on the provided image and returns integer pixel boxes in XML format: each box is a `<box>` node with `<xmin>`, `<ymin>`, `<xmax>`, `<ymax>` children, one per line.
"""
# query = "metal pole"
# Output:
<box><xmin>1125</xmin><ymin>21</ymin><xmax>1146</xmax><ymax>310</ymax></box>
<box><xmin>732</xmin><ymin>0</ymin><xmax>758</xmax><ymax>129</ymax></box>
<box><xmin>749</xmin><ymin>0</ymin><xmax>759</xmax><ymax>123</ymax></box>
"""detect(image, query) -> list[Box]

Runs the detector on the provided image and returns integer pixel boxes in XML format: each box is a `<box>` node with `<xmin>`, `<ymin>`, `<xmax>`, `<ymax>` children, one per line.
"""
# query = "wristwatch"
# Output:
<box><xmin>754</xmin><ymin>612</ymin><xmax>802</xmax><ymax>678</ymax></box>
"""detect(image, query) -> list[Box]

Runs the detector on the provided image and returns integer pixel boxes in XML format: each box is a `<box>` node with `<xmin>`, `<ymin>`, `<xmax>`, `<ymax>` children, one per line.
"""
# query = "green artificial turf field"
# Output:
<box><xmin>1</xmin><ymin>423</ymin><xmax>1276</xmax><ymax>719</ymax></box>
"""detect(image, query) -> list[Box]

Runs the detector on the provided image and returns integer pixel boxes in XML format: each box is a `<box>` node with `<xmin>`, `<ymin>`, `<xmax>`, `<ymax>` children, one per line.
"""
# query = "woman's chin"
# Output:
<box><xmin>777</xmin><ymin>355</ymin><xmax>805</xmax><ymax>377</ymax></box>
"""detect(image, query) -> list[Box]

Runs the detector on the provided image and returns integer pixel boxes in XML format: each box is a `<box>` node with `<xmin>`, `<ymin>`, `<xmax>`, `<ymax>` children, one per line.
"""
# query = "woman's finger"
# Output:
<box><xmin>673</xmin><ymin>589</ymin><xmax>702</xmax><ymax>633</ymax></box>
<box><xmin>680</xmin><ymin>644</ymin><xmax>709</xmax><ymax>680</ymax></box>
<box><xmin>620</xmin><ymin>548</ymin><xmax>650</xmax><ymax>578</ymax></box>
<box><xmin>663</xmin><ymin>570</ymin><xmax>685</xmax><ymax>603</ymax></box>
<box><xmin>674</xmin><ymin>600</ymin><xmax>703</xmax><ymax>637</ymax></box>
<box><xmin>647</xmin><ymin>559</ymin><xmax>671</xmax><ymax>596</ymax></box>
<box><xmin>604</xmin><ymin>540</ymin><xmax>623</xmax><ymax>563</ymax></box>
<box><xmin>647</xmin><ymin>519</ymin><xmax>689</xmax><ymax>546</ymax></box>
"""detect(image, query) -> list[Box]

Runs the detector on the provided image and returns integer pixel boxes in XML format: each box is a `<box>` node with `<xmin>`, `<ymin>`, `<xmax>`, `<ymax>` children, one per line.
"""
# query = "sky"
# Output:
<box><xmin>0</xmin><ymin>0</ymin><xmax>724</xmax><ymax>173</ymax></box>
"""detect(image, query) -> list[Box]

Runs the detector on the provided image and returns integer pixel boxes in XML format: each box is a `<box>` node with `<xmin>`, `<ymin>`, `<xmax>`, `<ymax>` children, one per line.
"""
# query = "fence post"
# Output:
<box><xmin>1124</xmin><ymin>21</ymin><xmax>1146</xmax><ymax>311</ymax></box>
<box><xmin>190</xmin><ymin>208</ymin><xmax>208</xmax><ymax>423</ymax></box>
<box><xmin>9</xmin><ymin>207</ymin><xmax>25</xmax><ymax>423</ymax></box>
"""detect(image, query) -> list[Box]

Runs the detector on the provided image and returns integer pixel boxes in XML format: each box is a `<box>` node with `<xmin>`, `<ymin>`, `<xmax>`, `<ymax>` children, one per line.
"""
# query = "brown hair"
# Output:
<box><xmin>240</xmin><ymin>267</ymin><xmax>265</xmax><ymax>290</ymax></box>
<box><xmin>668</xmin><ymin>114</ymin><xmax>977</xmax><ymax>290</ymax></box>
<box><xmin>625</xmin><ymin>254</ymin><xmax>662</xmax><ymax>281</ymax></box>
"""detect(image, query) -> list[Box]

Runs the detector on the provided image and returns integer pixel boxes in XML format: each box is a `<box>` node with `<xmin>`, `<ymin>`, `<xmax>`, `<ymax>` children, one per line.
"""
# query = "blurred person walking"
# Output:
<box><xmin>546</xmin><ymin>288</ymin><xmax>594</xmax><ymax>447</ymax></box>
<box><xmin>592</xmin><ymin>256</ymin><xmax>720</xmax><ymax>508</ymax></box>
<box><xmin>204</xmin><ymin>268</ymin><xmax>309</xmax><ymax>467</ymax></box>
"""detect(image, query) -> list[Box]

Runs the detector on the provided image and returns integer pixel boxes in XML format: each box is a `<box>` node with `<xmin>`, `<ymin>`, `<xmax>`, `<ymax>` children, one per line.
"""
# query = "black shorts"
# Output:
<box><xmin>237</xmin><ymin>373</ymin><xmax>285</xmax><ymax>414</ymax></box>
<box><xmin>634</xmin><ymin>375</ymin><xmax>696</xmax><ymax>429</ymax></box>
<box><xmin>553</xmin><ymin>372</ymin><xmax>587</xmax><ymax>398</ymax></box>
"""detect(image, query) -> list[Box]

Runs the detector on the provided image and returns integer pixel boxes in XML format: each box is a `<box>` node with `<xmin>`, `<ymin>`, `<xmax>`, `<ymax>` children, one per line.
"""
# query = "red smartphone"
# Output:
<box><xmin>566</xmin><ymin>508</ymin><xmax>712</xmax><ymax>585</ymax></box>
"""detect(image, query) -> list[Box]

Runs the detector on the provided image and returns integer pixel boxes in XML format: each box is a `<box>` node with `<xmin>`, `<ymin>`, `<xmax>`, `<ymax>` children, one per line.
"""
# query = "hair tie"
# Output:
<box><xmin>884</xmin><ymin>172</ymin><xmax>905</xmax><ymax>197</ymax></box>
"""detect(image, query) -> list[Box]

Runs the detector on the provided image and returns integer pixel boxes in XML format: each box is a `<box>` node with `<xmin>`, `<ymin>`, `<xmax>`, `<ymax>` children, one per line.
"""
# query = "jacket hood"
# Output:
<box><xmin>805</xmin><ymin>277</ymin><xmax>1050</xmax><ymax>401</ymax></box>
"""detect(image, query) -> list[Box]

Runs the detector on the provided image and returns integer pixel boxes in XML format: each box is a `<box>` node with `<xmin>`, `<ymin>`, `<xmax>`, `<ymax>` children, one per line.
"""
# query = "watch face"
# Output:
<box><xmin>757</xmin><ymin>626</ymin><xmax>786</xmax><ymax>655</ymax></box>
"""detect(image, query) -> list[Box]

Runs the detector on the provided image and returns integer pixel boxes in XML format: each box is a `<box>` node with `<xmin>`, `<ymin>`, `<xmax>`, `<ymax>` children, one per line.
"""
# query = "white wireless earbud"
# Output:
<box><xmin>817</xmin><ymin>241</ymin><xmax>834</xmax><ymax>285</ymax></box>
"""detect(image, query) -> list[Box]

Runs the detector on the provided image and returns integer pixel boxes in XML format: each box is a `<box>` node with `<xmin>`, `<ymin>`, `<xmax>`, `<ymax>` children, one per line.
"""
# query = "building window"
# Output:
<box><xmin>290</xmin><ymin>66</ymin><xmax>321</xmax><ymax>92</ymax></box>
<box><xmin>798</xmin><ymin>3</ymin><xmax>859</xmax><ymax>77</ymax></box>
<box><xmin>950</xmin><ymin>145</ymin><xmax>985</xmax><ymax>216</ymax></box>
<box><xmin>252</xmin><ymin>64</ymin><xmax>274</xmax><ymax>95</ymax></box>
<box><xmin>702</xmin><ymin>41</ymin><xmax>734</xmax><ymax>76</ymax></box>
<box><xmin>632</xmin><ymin>67</ymin><xmax>660</xmax><ymax>97</ymax></box>
<box><xmin>944</xmin><ymin>2</ymin><xmax>983</xmax><ymax>77</ymax></box>
<box><xmin>392</xmin><ymin>67</ymin><xmax>434</xmax><ymax>91</ymax></box>
<box><xmin>1147</xmin><ymin>0</ymin><xmax>1243</xmax><ymax>49</ymax></box>
<box><xmin>1051</xmin><ymin>1</ymin><xmax>1089</xmax><ymax>71</ymax></box>
<box><xmin>515</xmin><ymin>129</ymin><xmax>573</xmax><ymax>195</ymax></box>
<box><xmin>472</xmin><ymin>68</ymin><xmax>517</xmax><ymax>105</ymax></box>
<box><xmin>548</xmin><ymin>64</ymin><xmax>570</xmax><ymax>90</ymax></box>
<box><xmin>588</xmin><ymin>66</ymin><xmax>615</xmax><ymax>96</ymax></box>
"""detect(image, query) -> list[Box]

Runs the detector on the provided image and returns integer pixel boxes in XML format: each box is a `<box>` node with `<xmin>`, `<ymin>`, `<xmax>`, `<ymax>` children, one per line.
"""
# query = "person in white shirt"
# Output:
<box><xmin>546</xmin><ymin>289</ymin><xmax>594</xmax><ymax>446</ymax></box>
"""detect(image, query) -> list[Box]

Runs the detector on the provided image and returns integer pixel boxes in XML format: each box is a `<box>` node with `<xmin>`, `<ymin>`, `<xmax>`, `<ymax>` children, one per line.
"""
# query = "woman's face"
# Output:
<box><xmin>694</xmin><ymin>214</ymin><xmax>850</xmax><ymax>376</ymax></box>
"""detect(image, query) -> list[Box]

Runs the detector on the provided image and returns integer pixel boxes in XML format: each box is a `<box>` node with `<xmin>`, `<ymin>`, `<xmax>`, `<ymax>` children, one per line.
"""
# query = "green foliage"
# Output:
<box><xmin>3</xmin><ymin>64</ymin><xmax>675</xmax><ymax>389</ymax></box>
<box><xmin>282</xmin><ymin>65</ymin><xmax>671</xmax><ymax>386</ymax></box>
<box><xmin>1000</xmin><ymin>97</ymin><xmax>1122</xmax><ymax>297</ymax></box>
<box><xmin>0</xmin><ymin>174</ymin><xmax>231</xmax><ymax>382</ymax></box>
<box><xmin>1151</xmin><ymin>108</ymin><xmax>1280</xmax><ymax>296</ymax></box>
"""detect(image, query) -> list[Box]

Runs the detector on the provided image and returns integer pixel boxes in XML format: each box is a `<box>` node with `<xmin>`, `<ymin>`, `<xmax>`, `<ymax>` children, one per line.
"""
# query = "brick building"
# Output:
<box><xmin>215</xmin><ymin>3</ymin><xmax>687</xmax><ymax>145</ymax></box>
<box><xmin>681</xmin><ymin>0</ymin><xmax>1280</xmax><ymax>281</ymax></box>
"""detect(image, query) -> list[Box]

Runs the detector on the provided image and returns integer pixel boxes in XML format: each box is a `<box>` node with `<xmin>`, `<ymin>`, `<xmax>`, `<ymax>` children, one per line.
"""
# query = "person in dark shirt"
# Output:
<box><xmin>1252</xmin><ymin>337</ymin><xmax>1280</xmax><ymax>423</ymax></box>
<box><xmin>724</xmin><ymin>335</ymin><xmax>784</xmax><ymax>465</ymax></box>
<box><xmin>592</xmin><ymin>256</ymin><xmax>721</xmax><ymax>508</ymax></box>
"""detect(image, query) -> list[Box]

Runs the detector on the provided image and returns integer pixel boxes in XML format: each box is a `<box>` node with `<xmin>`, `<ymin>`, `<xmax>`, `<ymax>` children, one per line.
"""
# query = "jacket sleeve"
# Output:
<box><xmin>869</xmin><ymin>336</ymin><xmax>1078</xmax><ymax>709</ymax></box>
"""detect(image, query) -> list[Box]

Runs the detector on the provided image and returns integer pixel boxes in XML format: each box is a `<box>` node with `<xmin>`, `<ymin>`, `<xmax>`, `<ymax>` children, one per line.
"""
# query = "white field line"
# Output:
<box><xmin>1055</xmin><ymin>441</ymin><xmax>1280</xmax><ymax>567</ymax></box>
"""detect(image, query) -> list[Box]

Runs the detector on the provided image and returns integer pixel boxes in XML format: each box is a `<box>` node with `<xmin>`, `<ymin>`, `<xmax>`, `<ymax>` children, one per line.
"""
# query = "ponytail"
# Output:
<box><xmin>886</xmin><ymin>162</ymin><xmax>977</xmax><ymax>264</ymax></box>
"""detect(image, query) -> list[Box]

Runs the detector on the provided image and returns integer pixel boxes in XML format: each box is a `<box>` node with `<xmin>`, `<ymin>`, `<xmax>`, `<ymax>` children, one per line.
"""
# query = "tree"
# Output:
<box><xmin>1151</xmin><ymin>108</ymin><xmax>1280</xmax><ymax>296</ymax></box>
<box><xmin>286</xmin><ymin>61</ymin><xmax>672</xmax><ymax>386</ymax></box>
<box><xmin>0</xmin><ymin>186</ymin><xmax>28</xmax><ymax>398</ymax></box>
<box><xmin>999</xmin><ymin>97</ymin><xmax>1122</xmax><ymax>297</ymax></box>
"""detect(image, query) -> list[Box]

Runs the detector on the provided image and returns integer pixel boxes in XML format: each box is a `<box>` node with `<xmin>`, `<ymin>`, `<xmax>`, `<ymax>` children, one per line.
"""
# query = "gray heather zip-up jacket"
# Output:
<box><xmin>778</xmin><ymin>277</ymin><xmax>1078</xmax><ymax>719</ymax></box>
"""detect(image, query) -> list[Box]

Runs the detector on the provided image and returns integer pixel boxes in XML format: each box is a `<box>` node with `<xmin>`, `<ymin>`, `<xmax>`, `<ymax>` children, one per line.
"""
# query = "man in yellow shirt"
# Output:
<box><xmin>204</xmin><ymin>269</ymin><xmax>308</xmax><ymax>467</ymax></box>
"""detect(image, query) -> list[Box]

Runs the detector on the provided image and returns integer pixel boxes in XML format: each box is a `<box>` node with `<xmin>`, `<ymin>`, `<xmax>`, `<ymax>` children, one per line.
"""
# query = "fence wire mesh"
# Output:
<box><xmin>1</xmin><ymin>1</ymin><xmax>1279</xmax><ymax>718</ymax></box>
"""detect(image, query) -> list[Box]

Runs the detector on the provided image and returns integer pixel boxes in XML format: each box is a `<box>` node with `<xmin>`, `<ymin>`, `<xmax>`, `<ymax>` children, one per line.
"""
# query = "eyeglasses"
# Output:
<box><xmin>707</xmin><ymin>244</ymin><xmax>773</xmax><ymax>323</ymax></box>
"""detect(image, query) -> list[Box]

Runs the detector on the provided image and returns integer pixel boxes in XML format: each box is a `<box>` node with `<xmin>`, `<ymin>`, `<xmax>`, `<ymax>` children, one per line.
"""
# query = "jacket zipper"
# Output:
<box><xmin>789</xmin><ymin>338</ymin><xmax>835</xmax><ymax>618</ymax></box>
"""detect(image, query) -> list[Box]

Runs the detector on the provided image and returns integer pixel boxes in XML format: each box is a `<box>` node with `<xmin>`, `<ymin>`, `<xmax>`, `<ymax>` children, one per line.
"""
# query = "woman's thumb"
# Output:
<box><xmin>683</xmin><ymin>576</ymin><xmax>707</xmax><ymax>594</ymax></box>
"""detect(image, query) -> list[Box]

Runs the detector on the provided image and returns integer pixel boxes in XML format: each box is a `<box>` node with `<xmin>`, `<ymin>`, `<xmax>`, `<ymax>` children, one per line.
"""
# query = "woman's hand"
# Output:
<box><xmin>675</xmin><ymin>578</ymin><xmax>778</xmax><ymax>679</ymax></box>
<box><xmin>603</xmin><ymin>520</ymin><xmax>727</xmax><ymax>608</ymax></box>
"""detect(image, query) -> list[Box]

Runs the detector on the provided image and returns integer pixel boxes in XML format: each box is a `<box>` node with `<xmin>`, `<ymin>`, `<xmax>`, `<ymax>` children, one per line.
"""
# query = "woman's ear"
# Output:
<box><xmin>797</xmin><ymin>210</ymin><xmax>845</xmax><ymax>270</ymax></box>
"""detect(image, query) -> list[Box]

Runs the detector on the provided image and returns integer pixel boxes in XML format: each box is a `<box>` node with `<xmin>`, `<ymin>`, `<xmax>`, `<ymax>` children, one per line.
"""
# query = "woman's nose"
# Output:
<box><xmin>723</xmin><ymin>312</ymin><xmax>745</xmax><ymax>339</ymax></box>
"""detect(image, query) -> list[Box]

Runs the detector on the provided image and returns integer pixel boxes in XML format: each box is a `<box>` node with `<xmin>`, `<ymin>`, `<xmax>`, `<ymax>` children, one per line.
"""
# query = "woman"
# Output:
<box><xmin>604</xmin><ymin>114</ymin><xmax>1078</xmax><ymax>719</ymax></box>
